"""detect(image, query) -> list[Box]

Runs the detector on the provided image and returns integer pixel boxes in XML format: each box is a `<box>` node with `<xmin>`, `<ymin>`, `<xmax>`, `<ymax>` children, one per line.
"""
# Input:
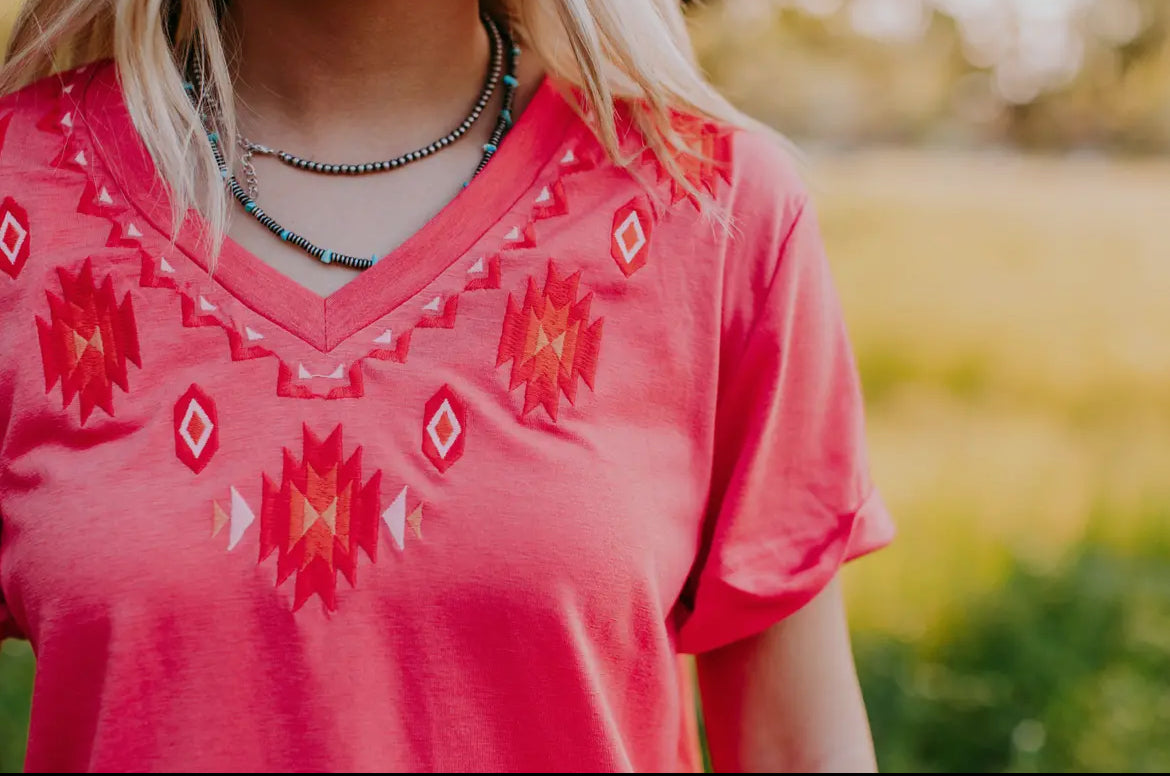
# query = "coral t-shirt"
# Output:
<box><xmin>0</xmin><ymin>61</ymin><xmax>892</xmax><ymax>772</ymax></box>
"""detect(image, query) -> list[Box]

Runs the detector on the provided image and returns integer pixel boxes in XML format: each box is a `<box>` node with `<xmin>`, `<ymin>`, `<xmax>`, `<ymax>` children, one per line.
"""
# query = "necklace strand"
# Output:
<box><xmin>239</xmin><ymin>12</ymin><xmax>506</xmax><ymax>196</ymax></box>
<box><xmin>189</xmin><ymin>14</ymin><xmax>520</xmax><ymax>271</ymax></box>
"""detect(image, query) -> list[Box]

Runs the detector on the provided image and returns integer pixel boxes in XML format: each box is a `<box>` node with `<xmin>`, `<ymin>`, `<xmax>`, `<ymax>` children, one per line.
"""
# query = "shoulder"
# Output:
<box><xmin>0</xmin><ymin>64</ymin><xmax>112</xmax><ymax>307</ymax></box>
<box><xmin>0</xmin><ymin>63</ymin><xmax>105</xmax><ymax>175</ymax></box>
<box><xmin>619</xmin><ymin>108</ymin><xmax>809</xmax><ymax>255</ymax></box>
<box><xmin>720</xmin><ymin>124</ymin><xmax>810</xmax><ymax>256</ymax></box>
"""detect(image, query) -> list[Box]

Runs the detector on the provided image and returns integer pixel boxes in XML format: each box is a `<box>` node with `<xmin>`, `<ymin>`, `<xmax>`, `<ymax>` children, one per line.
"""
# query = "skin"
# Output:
<box><xmin>223</xmin><ymin>0</ymin><xmax>543</xmax><ymax>297</ymax></box>
<box><xmin>697</xmin><ymin>578</ymin><xmax>879</xmax><ymax>772</ymax></box>
<box><xmin>224</xmin><ymin>2</ymin><xmax>879</xmax><ymax>770</ymax></box>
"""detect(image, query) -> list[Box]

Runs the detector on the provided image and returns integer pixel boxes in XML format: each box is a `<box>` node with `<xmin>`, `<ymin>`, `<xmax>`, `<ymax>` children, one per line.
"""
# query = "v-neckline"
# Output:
<box><xmin>80</xmin><ymin>62</ymin><xmax>576</xmax><ymax>353</ymax></box>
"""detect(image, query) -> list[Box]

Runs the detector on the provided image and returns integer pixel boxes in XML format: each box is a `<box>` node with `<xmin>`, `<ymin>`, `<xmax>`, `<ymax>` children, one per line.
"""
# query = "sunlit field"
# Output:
<box><xmin>821</xmin><ymin>150</ymin><xmax>1170</xmax><ymax>772</ymax></box>
<box><xmin>822</xmin><ymin>150</ymin><xmax>1170</xmax><ymax>635</ymax></box>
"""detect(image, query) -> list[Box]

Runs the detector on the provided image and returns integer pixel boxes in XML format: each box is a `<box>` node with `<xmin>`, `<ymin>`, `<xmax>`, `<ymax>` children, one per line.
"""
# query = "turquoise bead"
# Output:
<box><xmin>280</xmin><ymin>229</ymin><xmax>291</xmax><ymax>241</ymax></box>
<box><xmin>182</xmin><ymin>81</ymin><xmax>195</xmax><ymax>92</ymax></box>
<box><xmin>321</xmin><ymin>251</ymin><xmax>333</xmax><ymax>264</ymax></box>
<box><xmin>500</xmin><ymin>109</ymin><xmax>512</xmax><ymax>126</ymax></box>
<box><xmin>371</xmin><ymin>254</ymin><xmax>380</xmax><ymax>264</ymax></box>
<box><xmin>208</xmin><ymin>131</ymin><xmax>219</xmax><ymax>143</ymax></box>
<box><xmin>483</xmin><ymin>143</ymin><xmax>498</xmax><ymax>154</ymax></box>
<box><xmin>511</xmin><ymin>46</ymin><xmax>522</xmax><ymax>57</ymax></box>
<box><xmin>244</xmin><ymin>201</ymin><xmax>256</xmax><ymax>213</ymax></box>
<box><xmin>219</xmin><ymin>169</ymin><xmax>228</xmax><ymax>179</ymax></box>
<box><xmin>503</xmin><ymin>74</ymin><xmax>518</xmax><ymax>88</ymax></box>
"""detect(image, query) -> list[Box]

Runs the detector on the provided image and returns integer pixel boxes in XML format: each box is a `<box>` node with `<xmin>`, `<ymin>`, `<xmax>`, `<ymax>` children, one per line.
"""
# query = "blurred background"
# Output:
<box><xmin>2</xmin><ymin>0</ymin><xmax>1169</xmax><ymax>772</ymax></box>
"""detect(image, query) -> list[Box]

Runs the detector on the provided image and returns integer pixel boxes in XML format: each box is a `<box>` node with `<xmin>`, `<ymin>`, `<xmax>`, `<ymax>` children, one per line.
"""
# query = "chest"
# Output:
<box><xmin>0</xmin><ymin>150</ymin><xmax>724</xmax><ymax>639</ymax></box>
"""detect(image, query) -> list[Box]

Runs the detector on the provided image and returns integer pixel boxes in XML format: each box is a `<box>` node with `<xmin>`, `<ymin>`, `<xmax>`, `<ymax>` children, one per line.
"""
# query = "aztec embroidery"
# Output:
<box><xmin>36</xmin><ymin>258</ymin><xmax>141</xmax><ymax>424</ymax></box>
<box><xmin>646</xmin><ymin>114</ymin><xmax>733</xmax><ymax>209</ymax></box>
<box><xmin>212</xmin><ymin>487</ymin><xmax>256</xmax><ymax>552</ymax></box>
<box><xmin>497</xmin><ymin>261</ymin><xmax>603</xmax><ymax>420</ymax></box>
<box><xmin>423</xmin><ymin>384</ymin><xmax>468</xmax><ymax>473</ymax></box>
<box><xmin>611</xmin><ymin>196</ymin><xmax>654</xmax><ymax>277</ymax></box>
<box><xmin>259</xmin><ymin>424</ymin><xmax>383</xmax><ymax>611</ymax></box>
<box><xmin>174</xmin><ymin>383</ymin><xmax>219</xmax><ymax>474</ymax></box>
<box><xmin>0</xmin><ymin>197</ymin><xmax>30</xmax><ymax>280</ymax></box>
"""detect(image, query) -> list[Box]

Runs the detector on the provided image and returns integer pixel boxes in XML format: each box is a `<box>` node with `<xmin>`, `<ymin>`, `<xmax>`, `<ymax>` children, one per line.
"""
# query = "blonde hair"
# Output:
<box><xmin>0</xmin><ymin>0</ymin><xmax>760</xmax><ymax>245</ymax></box>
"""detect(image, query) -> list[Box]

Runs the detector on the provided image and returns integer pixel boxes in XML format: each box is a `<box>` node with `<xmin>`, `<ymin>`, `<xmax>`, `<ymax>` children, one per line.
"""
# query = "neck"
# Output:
<box><xmin>225</xmin><ymin>0</ymin><xmax>489</xmax><ymax>133</ymax></box>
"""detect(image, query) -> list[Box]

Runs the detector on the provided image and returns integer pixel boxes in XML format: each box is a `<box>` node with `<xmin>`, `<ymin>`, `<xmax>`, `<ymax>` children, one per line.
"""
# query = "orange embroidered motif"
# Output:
<box><xmin>497</xmin><ymin>261</ymin><xmax>603</xmax><ymax>420</ymax></box>
<box><xmin>423</xmin><ymin>385</ymin><xmax>467</xmax><ymax>472</ymax></box>
<box><xmin>174</xmin><ymin>383</ymin><xmax>219</xmax><ymax>474</ymax></box>
<box><xmin>259</xmin><ymin>424</ymin><xmax>382</xmax><ymax>611</ymax></box>
<box><xmin>647</xmin><ymin>114</ymin><xmax>733</xmax><ymax>208</ymax></box>
<box><xmin>0</xmin><ymin>197</ymin><xmax>30</xmax><ymax>280</ymax></box>
<box><xmin>407</xmin><ymin>503</ymin><xmax>424</xmax><ymax>540</ymax></box>
<box><xmin>36</xmin><ymin>258</ymin><xmax>141</xmax><ymax>423</ymax></box>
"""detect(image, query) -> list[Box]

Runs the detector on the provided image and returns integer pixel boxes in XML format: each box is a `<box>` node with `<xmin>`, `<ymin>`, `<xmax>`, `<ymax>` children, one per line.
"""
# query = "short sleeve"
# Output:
<box><xmin>675</xmin><ymin>196</ymin><xmax>894</xmax><ymax>655</ymax></box>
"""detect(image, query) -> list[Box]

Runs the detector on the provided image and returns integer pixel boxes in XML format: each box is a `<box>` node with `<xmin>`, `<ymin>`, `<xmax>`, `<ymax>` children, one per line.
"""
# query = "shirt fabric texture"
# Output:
<box><xmin>0</xmin><ymin>62</ymin><xmax>893</xmax><ymax>772</ymax></box>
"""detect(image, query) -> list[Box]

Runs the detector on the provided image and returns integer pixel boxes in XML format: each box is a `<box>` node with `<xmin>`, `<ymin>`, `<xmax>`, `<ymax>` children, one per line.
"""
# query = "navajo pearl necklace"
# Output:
<box><xmin>190</xmin><ymin>12</ymin><xmax>520</xmax><ymax>271</ymax></box>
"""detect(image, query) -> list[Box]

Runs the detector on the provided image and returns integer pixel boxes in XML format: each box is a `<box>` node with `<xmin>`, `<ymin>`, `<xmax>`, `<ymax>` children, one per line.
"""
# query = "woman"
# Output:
<box><xmin>0</xmin><ymin>0</ymin><xmax>894</xmax><ymax>771</ymax></box>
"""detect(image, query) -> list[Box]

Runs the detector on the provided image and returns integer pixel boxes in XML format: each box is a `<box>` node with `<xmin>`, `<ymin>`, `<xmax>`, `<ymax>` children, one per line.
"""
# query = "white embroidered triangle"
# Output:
<box><xmin>382</xmin><ymin>487</ymin><xmax>407</xmax><ymax>551</ymax></box>
<box><xmin>60</xmin><ymin>112</ymin><xmax>73</xmax><ymax>129</ymax></box>
<box><xmin>245</xmin><ymin>326</ymin><xmax>264</xmax><ymax>341</ymax></box>
<box><xmin>422</xmin><ymin>296</ymin><xmax>442</xmax><ymax>313</ymax></box>
<box><xmin>126</xmin><ymin>222</ymin><xmax>143</xmax><ymax>238</ymax></box>
<box><xmin>159</xmin><ymin>257</ymin><xmax>176</xmax><ymax>273</ymax></box>
<box><xmin>297</xmin><ymin>363</ymin><xmax>312</xmax><ymax>379</ymax></box>
<box><xmin>535</xmin><ymin>186</ymin><xmax>551</xmax><ymax>204</ymax></box>
<box><xmin>373</xmin><ymin>329</ymin><xmax>395</xmax><ymax>344</ymax></box>
<box><xmin>227</xmin><ymin>486</ymin><xmax>256</xmax><ymax>551</ymax></box>
<box><xmin>62</xmin><ymin>84</ymin><xmax>74</xmax><ymax>94</ymax></box>
<box><xmin>74</xmin><ymin>150</ymin><xmax>87</xmax><ymax>166</ymax></box>
<box><xmin>325</xmin><ymin>364</ymin><xmax>344</xmax><ymax>379</ymax></box>
<box><xmin>468</xmin><ymin>257</ymin><xmax>484</xmax><ymax>274</ymax></box>
<box><xmin>198</xmin><ymin>296</ymin><xmax>216</xmax><ymax>312</ymax></box>
<box><xmin>561</xmin><ymin>148</ymin><xmax>576</xmax><ymax>164</ymax></box>
<box><xmin>505</xmin><ymin>226</ymin><xmax>521</xmax><ymax>240</ymax></box>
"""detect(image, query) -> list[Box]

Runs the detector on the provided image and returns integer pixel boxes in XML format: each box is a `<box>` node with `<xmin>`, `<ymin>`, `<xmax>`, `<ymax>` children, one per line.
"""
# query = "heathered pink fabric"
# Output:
<box><xmin>0</xmin><ymin>62</ymin><xmax>892</xmax><ymax>772</ymax></box>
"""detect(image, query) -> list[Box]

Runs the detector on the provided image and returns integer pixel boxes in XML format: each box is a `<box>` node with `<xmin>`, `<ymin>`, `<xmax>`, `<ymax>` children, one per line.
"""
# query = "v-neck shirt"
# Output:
<box><xmin>0</xmin><ymin>62</ymin><xmax>893</xmax><ymax>772</ymax></box>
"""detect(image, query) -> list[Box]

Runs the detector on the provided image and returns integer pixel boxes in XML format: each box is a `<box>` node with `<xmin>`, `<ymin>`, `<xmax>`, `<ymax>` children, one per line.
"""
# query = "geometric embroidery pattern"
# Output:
<box><xmin>610</xmin><ymin>196</ymin><xmax>654</xmax><ymax>278</ymax></box>
<box><xmin>381</xmin><ymin>486</ymin><xmax>426</xmax><ymax>550</ymax></box>
<box><xmin>645</xmin><ymin>115</ymin><xmax>733</xmax><ymax>209</ymax></box>
<box><xmin>422</xmin><ymin>384</ymin><xmax>467</xmax><ymax>473</ymax></box>
<box><xmin>174</xmin><ymin>383</ymin><xmax>219</xmax><ymax>474</ymax></box>
<box><xmin>532</xmin><ymin>180</ymin><xmax>569</xmax><ymax>220</ymax></box>
<box><xmin>497</xmin><ymin>261</ymin><xmax>603</xmax><ymax>420</ymax></box>
<box><xmin>211</xmin><ymin>486</ymin><xmax>257</xmax><ymax>552</ymax></box>
<box><xmin>36</xmin><ymin>258</ymin><xmax>141</xmax><ymax>424</ymax></box>
<box><xmin>259</xmin><ymin>424</ymin><xmax>382</xmax><ymax>612</ymax></box>
<box><xmin>0</xmin><ymin>197</ymin><xmax>30</xmax><ymax>280</ymax></box>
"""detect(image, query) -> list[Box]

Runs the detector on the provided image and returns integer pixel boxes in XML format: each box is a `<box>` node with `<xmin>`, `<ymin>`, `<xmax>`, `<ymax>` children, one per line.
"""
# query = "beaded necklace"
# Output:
<box><xmin>188</xmin><ymin>12</ymin><xmax>520</xmax><ymax>271</ymax></box>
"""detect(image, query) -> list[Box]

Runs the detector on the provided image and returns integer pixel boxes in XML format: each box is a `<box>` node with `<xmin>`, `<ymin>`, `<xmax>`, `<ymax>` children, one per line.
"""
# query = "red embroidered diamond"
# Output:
<box><xmin>174</xmin><ymin>383</ymin><xmax>219</xmax><ymax>473</ymax></box>
<box><xmin>0</xmin><ymin>197</ymin><xmax>30</xmax><ymax>280</ymax></box>
<box><xmin>611</xmin><ymin>197</ymin><xmax>653</xmax><ymax>277</ymax></box>
<box><xmin>423</xmin><ymin>385</ymin><xmax>467</xmax><ymax>472</ymax></box>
